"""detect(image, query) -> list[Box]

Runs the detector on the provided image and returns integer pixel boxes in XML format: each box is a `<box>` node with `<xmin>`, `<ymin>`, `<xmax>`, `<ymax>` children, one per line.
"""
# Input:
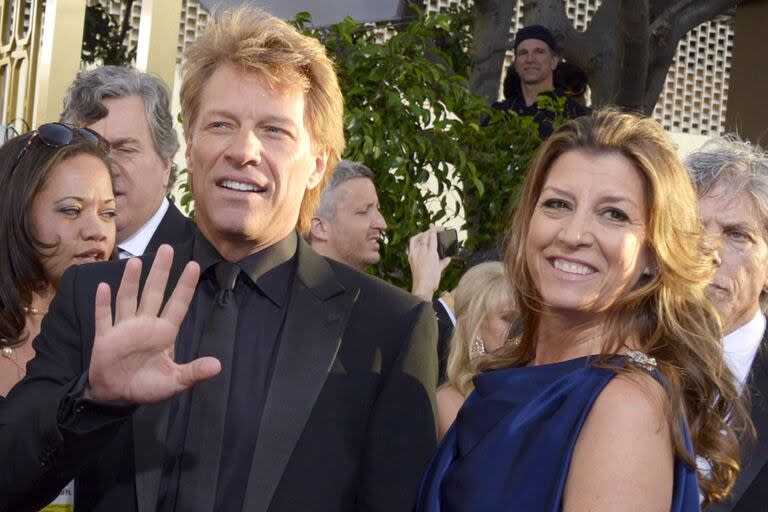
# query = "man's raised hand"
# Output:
<box><xmin>86</xmin><ymin>245</ymin><xmax>221</xmax><ymax>403</ymax></box>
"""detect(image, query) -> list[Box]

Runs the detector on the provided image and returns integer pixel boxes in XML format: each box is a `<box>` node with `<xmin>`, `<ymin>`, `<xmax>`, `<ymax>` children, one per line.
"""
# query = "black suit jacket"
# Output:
<box><xmin>0</xmin><ymin>236</ymin><xmax>438</xmax><ymax>512</ymax></box>
<box><xmin>709</xmin><ymin>324</ymin><xmax>768</xmax><ymax>512</ymax></box>
<box><xmin>144</xmin><ymin>200</ymin><xmax>195</xmax><ymax>254</ymax></box>
<box><xmin>432</xmin><ymin>298</ymin><xmax>454</xmax><ymax>383</ymax></box>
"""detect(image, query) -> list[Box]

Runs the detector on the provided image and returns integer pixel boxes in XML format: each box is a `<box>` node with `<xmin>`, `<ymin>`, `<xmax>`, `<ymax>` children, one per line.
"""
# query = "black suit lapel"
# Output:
<box><xmin>241</xmin><ymin>241</ymin><xmax>358</xmax><ymax>512</ymax></box>
<box><xmin>133</xmin><ymin>239</ymin><xmax>194</xmax><ymax>512</ymax></box>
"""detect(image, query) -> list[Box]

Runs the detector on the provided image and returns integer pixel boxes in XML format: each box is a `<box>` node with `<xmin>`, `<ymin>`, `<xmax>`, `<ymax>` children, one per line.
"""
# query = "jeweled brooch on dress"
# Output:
<box><xmin>626</xmin><ymin>350</ymin><xmax>657</xmax><ymax>372</ymax></box>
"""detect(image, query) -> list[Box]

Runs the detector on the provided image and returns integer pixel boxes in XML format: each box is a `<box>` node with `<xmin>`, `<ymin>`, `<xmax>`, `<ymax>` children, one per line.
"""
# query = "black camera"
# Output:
<box><xmin>436</xmin><ymin>229</ymin><xmax>458</xmax><ymax>259</ymax></box>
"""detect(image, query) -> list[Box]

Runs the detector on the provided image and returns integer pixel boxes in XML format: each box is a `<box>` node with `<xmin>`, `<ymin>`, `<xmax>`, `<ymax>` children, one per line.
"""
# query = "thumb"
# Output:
<box><xmin>176</xmin><ymin>356</ymin><xmax>222</xmax><ymax>390</ymax></box>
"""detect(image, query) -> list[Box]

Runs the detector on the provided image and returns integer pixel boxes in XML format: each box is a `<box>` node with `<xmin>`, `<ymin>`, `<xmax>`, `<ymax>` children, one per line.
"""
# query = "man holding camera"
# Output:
<box><xmin>309</xmin><ymin>163</ymin><xmax>455</xmax><ymax>379</ymax></box>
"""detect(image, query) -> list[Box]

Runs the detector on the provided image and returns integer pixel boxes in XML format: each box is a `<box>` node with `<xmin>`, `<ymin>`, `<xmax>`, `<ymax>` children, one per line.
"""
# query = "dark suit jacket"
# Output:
<box><xmin>709</xmin><ymin>324</ymin><xmax>768</xmax><ymax>512</ymax></box>
<box><xmin>432</xmin><ymin>298</ymin><xmax>454</xmax><ymax>383</ymax></box>
<box><xmin>144</xmin><ymin>200</ymin><xmax>195</xmax><ymax>254</ymax></box>
<box><xmin>0</xmin><ymin>236</ymin><xmax>438</xmax><ymax>512</ymax></box>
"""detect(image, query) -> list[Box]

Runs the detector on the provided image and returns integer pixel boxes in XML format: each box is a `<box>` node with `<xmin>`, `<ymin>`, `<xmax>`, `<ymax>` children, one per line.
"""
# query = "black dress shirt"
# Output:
<box><xmin>158</xmin><ymin>230</ymin><xmax>297</xmax><ymax>511</ymax></box>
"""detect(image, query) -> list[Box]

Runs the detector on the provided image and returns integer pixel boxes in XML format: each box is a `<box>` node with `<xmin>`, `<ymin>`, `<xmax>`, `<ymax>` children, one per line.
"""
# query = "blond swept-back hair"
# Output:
<box><xmin>445</xmin><ymin>261</ymin><xmax>515</xmax><ymax>397</ymax></box>
<box><xmin>180</xmin><ymin>6</ymin><xmax>345</xmax><ymax>234</ymax></box>
<box><xmin>479</xmin><ymin>109</ymin><xmax>749</xmax><ymax>505</ymax></box>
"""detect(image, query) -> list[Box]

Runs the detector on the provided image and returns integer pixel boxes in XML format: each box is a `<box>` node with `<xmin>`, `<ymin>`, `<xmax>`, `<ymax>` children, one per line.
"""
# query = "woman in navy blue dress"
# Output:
<box><xmin>417</xmin><ymin>110</ymin><xmax>749</xmax><ymax>511</ymax></box>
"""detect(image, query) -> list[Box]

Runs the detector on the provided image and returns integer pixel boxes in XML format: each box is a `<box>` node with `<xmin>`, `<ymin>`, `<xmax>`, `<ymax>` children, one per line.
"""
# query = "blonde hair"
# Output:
<box><xmin>445</xmin><ymin>261</ymin><xmax>515</xmax><ymax>397</ymax></box>
<box><xmin>180</xmin><ymin>6</ymin><xmax>345</xmax><ymax>234</ymax></box>
<box><xmin>480</xmin><ymin>109</ymin><xmax>749</xmax><ymax>505</ymax></box>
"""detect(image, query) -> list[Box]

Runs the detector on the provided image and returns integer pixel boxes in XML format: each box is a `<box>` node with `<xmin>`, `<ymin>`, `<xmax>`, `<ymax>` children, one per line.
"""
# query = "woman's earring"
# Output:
<box><xmin>470</xmin><ymin>337</ymin><xmax>487</xmax><ymax>360</ymax></box>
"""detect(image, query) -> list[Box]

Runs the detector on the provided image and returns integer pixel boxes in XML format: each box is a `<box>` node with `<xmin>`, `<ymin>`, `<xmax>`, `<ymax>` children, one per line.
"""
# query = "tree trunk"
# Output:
<box><xmin>120</xmin><ymin>0</ymin><xmax>136</xmax><ymax>45</ymax></box>
<box><xmin>613</xmin><ymin>0</ymin><xmax>650</xmax><ymax>111</ymax></box>
<box><xmin>468</xmin><ymin>0</ymin><xmax>518</xmax><ymax>103</ymax></box>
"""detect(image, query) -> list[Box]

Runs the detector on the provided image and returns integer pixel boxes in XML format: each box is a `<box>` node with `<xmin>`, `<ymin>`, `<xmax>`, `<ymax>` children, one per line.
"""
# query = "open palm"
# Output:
<box><xmin>86</xmin><ymin>245</ymin><xmax>221</xmax><ymax>404</ymax></box>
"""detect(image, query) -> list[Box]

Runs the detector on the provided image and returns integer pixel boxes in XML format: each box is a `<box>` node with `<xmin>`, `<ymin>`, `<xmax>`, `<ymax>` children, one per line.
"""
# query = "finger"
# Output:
<box><xmin>176</xmin><ymin>356</ymin><xmax>222</xmax><ymax>391</ymax></box>
<box><xmin>427</xmin><ymin>226</ymin><xmax>438</xmax><ymax>249</ymax></box>
<box><xmin>161</xmin><ymin>261</ymin><xmax>201</xmax><ymax>327</ymax></box>
<box><xmin>137</xmin><ymin>245</ymin><xmax>174</xmax><ymax>317</ymax></box>
<box><xmin>439</xmin><ymin>257</ymin><xmax>452</xmax><ymax>270</ymax></box>
<box><xmin>115</xmin><ymin>258</ymin><xmax>142</xmax><ymax>323</ymax></box>
<box><xmin>94</xmin><ymin>282</ymin><xmax>113</xmax><ymax>340</ymax></box>
<box><xmin>410</xmin><ymin>234</ymin><xmax>425</xmax><ymax>255</ymax></box>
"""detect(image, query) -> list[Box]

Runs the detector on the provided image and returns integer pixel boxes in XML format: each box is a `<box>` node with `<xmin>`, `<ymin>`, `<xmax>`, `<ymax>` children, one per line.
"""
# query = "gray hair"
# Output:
<box><xmin>60</xmin><ymin>66</ymin><xmax>180</xmax><ymax>192</ymax></box>
<box><xmin>685</xmin><ymin>135</ymin><xmax>768</xmax><ymax>309</ymax></box>
<box><xmin>314</xmin><ymin>160</ymin><xmax>375</xmax><ymax>220</ymax></box>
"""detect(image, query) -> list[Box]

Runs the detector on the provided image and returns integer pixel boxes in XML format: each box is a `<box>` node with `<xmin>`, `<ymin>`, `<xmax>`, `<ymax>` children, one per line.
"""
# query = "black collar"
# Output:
<box><xmin>192</xmin><ymin>230</ymin><xmax>298</xmax><ymax>307</ymax></box>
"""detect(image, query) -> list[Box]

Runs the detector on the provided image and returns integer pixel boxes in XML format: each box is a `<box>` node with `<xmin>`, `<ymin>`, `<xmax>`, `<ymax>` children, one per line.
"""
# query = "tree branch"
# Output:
<box><xmin>643</xmin><ymin>0</ymin><xmax>742</xmax><ymax>113</ymax></box>
<box><xmin>650</xmin><ymin>0</ymin><xmax>741</xmax><ymax>43</ymax></box>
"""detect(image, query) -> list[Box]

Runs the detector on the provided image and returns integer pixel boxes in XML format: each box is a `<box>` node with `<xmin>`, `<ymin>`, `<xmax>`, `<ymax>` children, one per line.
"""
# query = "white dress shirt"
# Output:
<box><xmin>723</xmin><ymin>309</ymin><xmax>766</xmax><ymax>392</ymax></box>
<box><xmin>118</xmin><ymin>197</ymin><xmax>169</xmax><ymax>259</ymax></box>
<box><xmin>437</xmin><ymin>296</ymin><xmax>457</xmax><ymax>326</ymax></box>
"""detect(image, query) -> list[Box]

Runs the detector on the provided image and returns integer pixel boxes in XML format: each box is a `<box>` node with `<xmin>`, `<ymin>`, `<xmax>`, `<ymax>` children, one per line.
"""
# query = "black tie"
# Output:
<box><xmin>176</xmin><ymin>261</ymin><xmax>240</xmax><ymax>511</ymax></box>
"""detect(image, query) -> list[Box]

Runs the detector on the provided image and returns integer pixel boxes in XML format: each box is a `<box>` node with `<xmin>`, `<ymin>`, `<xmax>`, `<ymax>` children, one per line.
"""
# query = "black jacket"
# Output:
<box><xmin>0</xmin><ymin>236</ymin><xmax>438</xmax><ymax>512</ymax></box>
<box><xmin>144</xmin><ymin>200</ymin><xmax>195</xmax><ymax>254</ymax></box>
<box><xmin>708</xmin><ymin>324</ymin><xmax>768</xmax><ymax>511</ymax></box>
<box><xmin>492</xmin><ymin>88</ymin><xmax>591</xmax><ymax>139</ymax></box>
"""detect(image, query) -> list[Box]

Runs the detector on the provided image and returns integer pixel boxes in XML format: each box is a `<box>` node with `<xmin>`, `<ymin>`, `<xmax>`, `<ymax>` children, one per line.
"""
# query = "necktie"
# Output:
<box><xmin>176</xmin><ymin>261</ymin><xmax>241</xmax><ymax>511</ymax></box>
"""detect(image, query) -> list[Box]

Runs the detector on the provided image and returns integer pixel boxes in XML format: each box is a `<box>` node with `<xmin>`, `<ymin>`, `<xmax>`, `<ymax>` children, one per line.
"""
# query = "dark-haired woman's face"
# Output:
<box><xmin>30</xmin><ymin>153</ymin><xmax>116</xmax><ymax>288</ymax></box>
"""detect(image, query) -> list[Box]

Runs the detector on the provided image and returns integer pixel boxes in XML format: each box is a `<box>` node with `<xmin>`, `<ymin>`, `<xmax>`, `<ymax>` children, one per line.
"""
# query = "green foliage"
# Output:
<box><xmin>81</xmin><ymin>2</ymin><xmax>136</xmax><ymax>66</ymax></box>
<box><xmin>296</xmin><ymin>5</ymin><xmax>541</xmax><ymax>289</ymax></box>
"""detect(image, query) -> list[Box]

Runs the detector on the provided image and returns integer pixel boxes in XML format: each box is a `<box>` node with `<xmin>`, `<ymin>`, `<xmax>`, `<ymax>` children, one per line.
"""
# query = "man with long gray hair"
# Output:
<box><xmin>61</xmin><ymin>66</ymin><xmax>193</xmax><ymax>257</ymax></box>
<box><xmin>686</xmin><ymin>136</ymin><xmax>768</xmax><ymax>512</ymax></box>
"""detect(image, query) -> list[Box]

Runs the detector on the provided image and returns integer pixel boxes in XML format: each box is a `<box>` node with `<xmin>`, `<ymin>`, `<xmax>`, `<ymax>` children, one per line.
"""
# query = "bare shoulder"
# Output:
<box><xmin>595</xmin><ymin>371</ymin><xmax>669</xmax><ymax>429</ymax></box>
<box><xmin>563</xmin><ymin>371</ymin><xmax>674</xmax><ymax>512</ymax></box>
<box><xmin>436</xmin><ymin>385</ymin><xmax>466</xmax><ymax>440</ymax></box>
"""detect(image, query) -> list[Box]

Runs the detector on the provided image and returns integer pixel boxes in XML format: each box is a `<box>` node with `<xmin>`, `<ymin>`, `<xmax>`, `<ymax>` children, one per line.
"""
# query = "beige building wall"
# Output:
<box><xmin>725</xmin><ymin>0</ymin><xmax>768</xmax><ymax>145</ymax></box>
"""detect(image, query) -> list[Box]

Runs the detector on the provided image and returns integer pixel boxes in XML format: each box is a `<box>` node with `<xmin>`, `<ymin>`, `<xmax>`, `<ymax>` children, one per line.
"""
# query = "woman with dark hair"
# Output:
<box><xmin>0</xmin><ymin>124</ymin><xmax>116</xmax><ymax>397</ymax></box>
<box><xmin>416</xmin><ymin>110</ymin><xmax>748</xmax><ymax>511</ymax></box>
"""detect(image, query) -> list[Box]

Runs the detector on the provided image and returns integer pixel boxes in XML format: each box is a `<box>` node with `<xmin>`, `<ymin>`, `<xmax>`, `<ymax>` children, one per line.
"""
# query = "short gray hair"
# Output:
<box><xmin>60</xmin><ymin>66</ymin><xmax>180</xmax><ymax>192</ymax></box>
<box><xmin>685</xmin><ymin>135</ymin><xmax>768</xmax><ymax>309</ymax></box>
<box><xmin>314</xmin><ymin>160</ymin><xmax>375</xmax><ymax>220</ymax></box>
<box><xmin>686</xmin><ymin>136</ymin><xmax>768</xmax><ymax>230</ymax></box>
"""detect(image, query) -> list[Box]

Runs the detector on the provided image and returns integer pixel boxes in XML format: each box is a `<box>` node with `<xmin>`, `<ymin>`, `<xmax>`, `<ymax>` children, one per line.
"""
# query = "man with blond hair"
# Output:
<box><xmin>0</xmin><ymin>7</ymin><xmax>438</xmax><ymax>512</ymax></box>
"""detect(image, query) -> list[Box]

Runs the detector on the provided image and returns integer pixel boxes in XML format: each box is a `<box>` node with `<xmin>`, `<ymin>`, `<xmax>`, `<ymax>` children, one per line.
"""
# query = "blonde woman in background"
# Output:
<box><xmin>436</xmin><ymin>261</ymin><xmax>516</xmax><ymax>439</ymax></box>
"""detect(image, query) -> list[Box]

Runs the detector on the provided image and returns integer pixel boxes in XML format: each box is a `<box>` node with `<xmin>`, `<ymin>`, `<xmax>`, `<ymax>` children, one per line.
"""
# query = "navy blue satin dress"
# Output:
<box><xmin>416</xmin><ymin>356</ymin><xmax>700</xmax><ymax>511</ymax></box>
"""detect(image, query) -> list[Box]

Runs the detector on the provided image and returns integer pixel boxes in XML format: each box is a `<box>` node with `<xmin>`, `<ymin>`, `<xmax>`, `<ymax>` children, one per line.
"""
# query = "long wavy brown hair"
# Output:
<box><xmin>0</xmin><ymin>132</ymin><xmax>113</xmax><ymax>348</ymax></box>
<box><xmin>478</xmin><ymin>109</ymin><xmax>749</xmax><ymax>505</ymax></box>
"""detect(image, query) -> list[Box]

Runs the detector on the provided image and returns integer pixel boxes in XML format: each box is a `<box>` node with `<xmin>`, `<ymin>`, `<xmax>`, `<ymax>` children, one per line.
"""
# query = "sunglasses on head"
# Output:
<box><xmin>10</xmin><ymin>122</ymin><xmax>110</xmax><ymax>173</ymax></box>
